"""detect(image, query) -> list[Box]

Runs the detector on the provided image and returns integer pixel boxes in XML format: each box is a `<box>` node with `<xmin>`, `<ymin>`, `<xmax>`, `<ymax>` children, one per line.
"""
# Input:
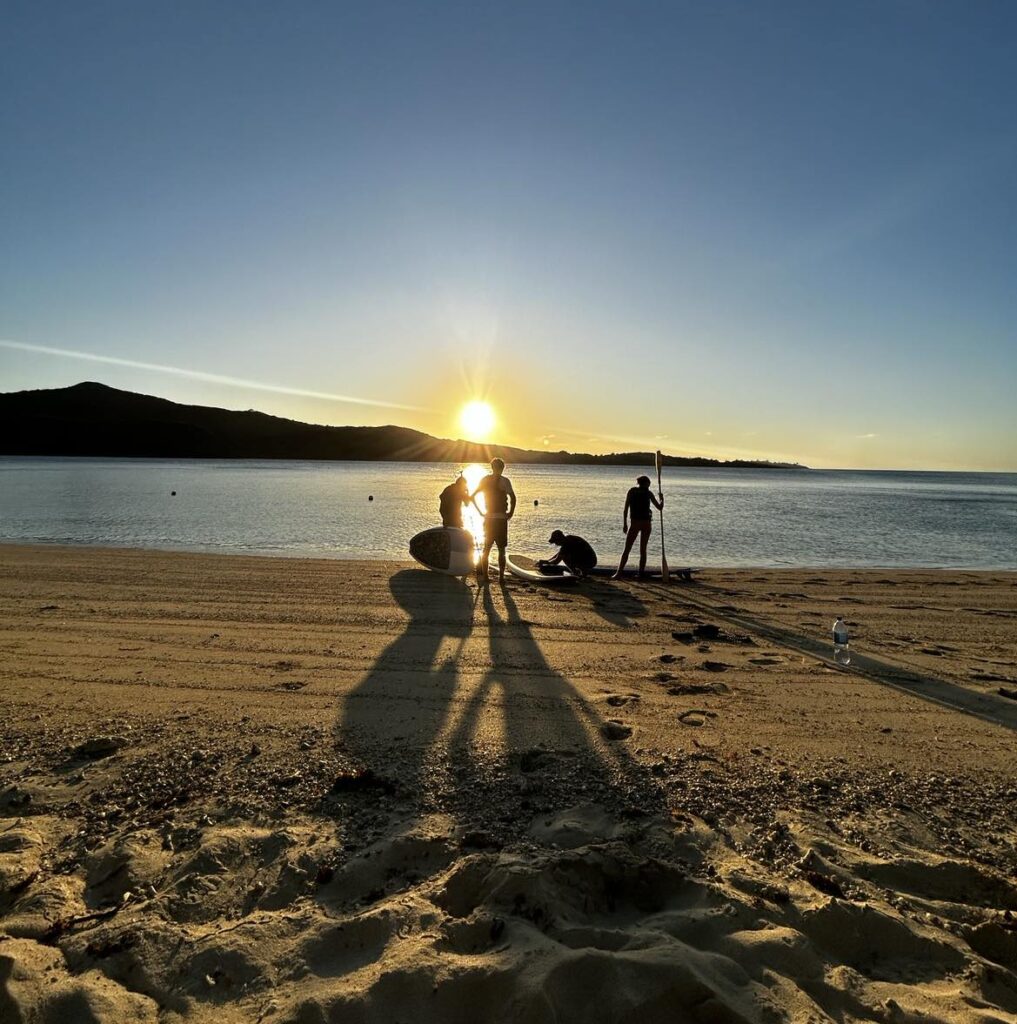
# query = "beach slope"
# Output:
<box><xmin>2</xmin><ymin>546</ymin><xmax>1016</xmax><ymax>1022</ymax></box>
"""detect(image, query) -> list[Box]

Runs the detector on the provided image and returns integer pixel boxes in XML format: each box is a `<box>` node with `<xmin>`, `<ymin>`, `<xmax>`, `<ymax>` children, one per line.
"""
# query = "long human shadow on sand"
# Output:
<box><xmin>439</xmin><ymin>581</ymin><xmax>660</xmax><ymax>832</ymax></box>
<box><xmin>332</xmin><ymin>569</ymin><xmax>477</xmax><ymax>805</ymax></box>
<box><xmin>332</xmin><ymin>569</ymin><xmax>662</xmax><ymax>841</ymax></box>
<box><xmin>582</xmin><ymin>577</ymin><xmax>649</xmax><ymax>628</ymax></box>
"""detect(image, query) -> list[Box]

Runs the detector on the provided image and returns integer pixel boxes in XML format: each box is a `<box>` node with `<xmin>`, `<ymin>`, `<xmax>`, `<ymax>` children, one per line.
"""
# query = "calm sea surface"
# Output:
<box><xmin>1</xmin><ymin>458</ymin><xmax>1015</xmax><ymax>569</ymax></box>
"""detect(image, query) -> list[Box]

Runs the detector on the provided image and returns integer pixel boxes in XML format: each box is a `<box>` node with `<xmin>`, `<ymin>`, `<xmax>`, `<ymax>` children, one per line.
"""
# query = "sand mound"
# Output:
<box><xmin>5</xmin><ymin>801</ymin><xmax>1017</xmax><ymax>1023</ymax></box>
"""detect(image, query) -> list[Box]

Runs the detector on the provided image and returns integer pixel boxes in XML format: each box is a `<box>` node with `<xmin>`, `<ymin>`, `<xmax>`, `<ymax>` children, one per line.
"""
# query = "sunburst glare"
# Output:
<box><xmin>459</xmin><ymin>400</ymin><xmax>495</xmax><ymax>441</ymax></box>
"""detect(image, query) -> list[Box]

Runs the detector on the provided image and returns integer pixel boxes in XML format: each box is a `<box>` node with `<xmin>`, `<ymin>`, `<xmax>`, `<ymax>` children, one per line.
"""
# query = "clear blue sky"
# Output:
<box><xmin>2</xmin><ymin>1</ymin><xmax>1015</xmax><ymax>469</ymax></box>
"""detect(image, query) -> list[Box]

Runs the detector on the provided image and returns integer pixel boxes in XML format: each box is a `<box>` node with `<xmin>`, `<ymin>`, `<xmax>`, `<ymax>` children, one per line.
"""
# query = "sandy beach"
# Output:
<box><xmin>1</xmin><ymin>544</ymin><xmax>1016</xmax><ymax>1022</ymax></box>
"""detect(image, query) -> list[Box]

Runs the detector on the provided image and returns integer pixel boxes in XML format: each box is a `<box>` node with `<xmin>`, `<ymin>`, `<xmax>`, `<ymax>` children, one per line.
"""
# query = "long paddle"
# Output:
<box><xmin>655</xmin><ymin>450</ymin><xmax>670</xmax><ymax>583</ymax></box>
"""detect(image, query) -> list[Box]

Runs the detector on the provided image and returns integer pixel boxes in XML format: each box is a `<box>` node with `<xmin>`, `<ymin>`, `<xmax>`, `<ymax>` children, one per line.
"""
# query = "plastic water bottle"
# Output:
<box><xmin>832</xmin><ymin>617</ymin><xmax>850</xmax><ymax>665</ymax></box>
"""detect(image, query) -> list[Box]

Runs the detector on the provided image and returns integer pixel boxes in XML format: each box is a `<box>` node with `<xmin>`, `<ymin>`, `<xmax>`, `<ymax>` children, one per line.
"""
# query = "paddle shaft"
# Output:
<box><xmin>656</xmin><ymin>453</ymin><xmax>670</xmax><ymax>581</ymax></box>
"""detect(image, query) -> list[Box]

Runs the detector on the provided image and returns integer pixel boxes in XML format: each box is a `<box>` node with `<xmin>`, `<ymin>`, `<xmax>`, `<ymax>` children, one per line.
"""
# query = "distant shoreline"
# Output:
<box><xmin>0</xmin><ymin>381</ymin><xmax>806</xmax><ymax>469</ymax></box>
<box><xmin>0</xmin><ymin>452</ymin><xmax>808</xmax><ymax>470</ymax></box>
<box><xmin>4</xmin><ymin>455</ymin><xmax>1014</xmax><ymax>474</ymax></box>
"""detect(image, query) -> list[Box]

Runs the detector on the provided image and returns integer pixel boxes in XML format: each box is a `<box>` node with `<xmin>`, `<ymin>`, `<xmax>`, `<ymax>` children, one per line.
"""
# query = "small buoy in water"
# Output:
<box><xmin>534</xmin><ymin>499</ymin><xmax>539</xmax><ymax>506</ymax></box>
<box><xmin>171</xmin><ymin>491</ymin><xmax>177</xmax><ymax>496</ymax></box>
<box><xmin>368</xmin><ymin>495</ymin><xmax>374</xmax><ymax>501</ymax></box>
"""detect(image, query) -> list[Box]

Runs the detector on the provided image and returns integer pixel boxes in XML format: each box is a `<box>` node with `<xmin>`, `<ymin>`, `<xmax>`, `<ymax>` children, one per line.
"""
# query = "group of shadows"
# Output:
<box><xmin>332</xmin><ymin>569</ymin><xmax>660</xmax><ymax>826</ymax></box>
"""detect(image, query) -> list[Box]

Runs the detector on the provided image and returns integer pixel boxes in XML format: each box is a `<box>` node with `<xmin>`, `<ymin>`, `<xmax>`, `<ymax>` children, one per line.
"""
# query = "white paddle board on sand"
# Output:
<box><xmin>409</xmin><ymin>526</ymin><xmax>475</xmax><ymax>576</ymax></box>
<box><xmin>505</xmin><ymin>554</ymin><xmax>579</xmax><ymax>585</ymax></box>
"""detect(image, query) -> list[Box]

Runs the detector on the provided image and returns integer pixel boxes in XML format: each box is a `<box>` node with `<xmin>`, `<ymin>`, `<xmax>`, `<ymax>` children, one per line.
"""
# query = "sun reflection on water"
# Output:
<box><xmin>458</xmin><ymin>463</ymin><xmax>488</xmax><ymax>559</ymax></box>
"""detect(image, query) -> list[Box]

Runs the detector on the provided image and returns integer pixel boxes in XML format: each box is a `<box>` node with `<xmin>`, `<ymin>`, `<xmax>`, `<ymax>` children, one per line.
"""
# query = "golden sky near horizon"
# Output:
<box><xmin>3</xmin><ymin>337</ymin><xmax>1013</xmax><ymax>472</ymax></box>
<box><xmin>4</xmin><ymin>7</ymin><xmax>1017</xmax><ymax>472</ymax></box>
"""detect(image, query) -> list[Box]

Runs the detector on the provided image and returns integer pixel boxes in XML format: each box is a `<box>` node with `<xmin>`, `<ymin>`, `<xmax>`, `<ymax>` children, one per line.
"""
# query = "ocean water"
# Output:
<box><xmin>1</xmin><ymin>457</ymin><xmax>1015</xmax><ymax>570</ymax></box>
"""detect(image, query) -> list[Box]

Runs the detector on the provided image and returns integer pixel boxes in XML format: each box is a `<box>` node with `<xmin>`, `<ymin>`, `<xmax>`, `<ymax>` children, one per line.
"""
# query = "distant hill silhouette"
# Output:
<box><xmin>0</xmin><ymin>382</ymin><xmax>805</xmax><ymax>468</ymax></box>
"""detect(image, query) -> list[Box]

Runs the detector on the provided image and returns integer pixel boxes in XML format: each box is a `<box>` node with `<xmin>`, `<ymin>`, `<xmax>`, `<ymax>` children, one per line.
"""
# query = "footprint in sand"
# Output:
<box><xmin>667</xmin><ymin>682</ymin><xmax>728</xmax><ymax>696</ymax></box>
<box><xmin>749</xmin><ymin>657</ymin><xmax>782</xmax><ymax>666</ymax></box>
<box><xmin>600</xmin><ymin>720</ymin><xmax>633</xmax><ymax>740</ymax></box>
<box><xmin>605</xmin><ymin>694</ymin><xmax>640</xmax><ymax>707</ymax></box>
<box><xmin>651</xmin><ymin>670</ymin><xmax>680</xmax><ymax>682</ymax></box>
<box><xmin>972</xmin><ymin>672</ymin><xmax>1016</xmax><ymax>684</ymax></box>
<box><xmin>678</xmin><ymin>709</ymin><xmax>717</xmax><ymax>727</ymax></box>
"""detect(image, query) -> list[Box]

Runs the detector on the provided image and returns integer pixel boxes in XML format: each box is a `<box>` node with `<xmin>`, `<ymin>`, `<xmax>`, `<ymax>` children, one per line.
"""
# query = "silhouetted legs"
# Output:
<box><xmin>478</xmin><ymin>540</ymin><xmax>507</xmax><ymax>581</ymax></box>
<box><xmin>612</xmin><ymin>520</ymin><xmax>652</xmax><ymax>579</ymax></box>
<box><xmin>480</xmin><ymin>520</ymin><xmax>508</xmax><ymax>581</ymax></box>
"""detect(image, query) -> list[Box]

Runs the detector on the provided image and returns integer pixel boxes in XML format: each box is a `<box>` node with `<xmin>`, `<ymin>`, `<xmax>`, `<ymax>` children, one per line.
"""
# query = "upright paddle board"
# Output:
<box><xmin>505</xmin><ymin>554</ymin><xmax>579</xmax><ymax>585</ymax></box>
<box><xmin>409</xmin><ymin>527</ymin><xmax>475</xmax><ymax>576</ymax></box>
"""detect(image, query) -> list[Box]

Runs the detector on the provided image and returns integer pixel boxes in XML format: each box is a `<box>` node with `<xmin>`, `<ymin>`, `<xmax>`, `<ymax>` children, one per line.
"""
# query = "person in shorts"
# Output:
<box><xmin>470</xmin><ymin>458</ymin><xmax>516</xmax><ymax>581</ymax></box>
<box><xmin>611</xmin><ymin>475</ymin><xmax>663</xmax><ymax>579</ymax></box>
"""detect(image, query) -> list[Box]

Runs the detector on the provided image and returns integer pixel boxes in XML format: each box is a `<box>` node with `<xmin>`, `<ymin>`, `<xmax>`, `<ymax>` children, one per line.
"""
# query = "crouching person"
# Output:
<box><xmin>541</xmin><ymin>530</ymin><xmax>597</xmax><ymax>578</ymax></box>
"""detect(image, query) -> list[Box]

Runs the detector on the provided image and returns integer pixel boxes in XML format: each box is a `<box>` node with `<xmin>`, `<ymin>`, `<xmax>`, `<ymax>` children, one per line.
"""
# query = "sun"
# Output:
<box><xmin>459</xmin><ymin>400</ymin><xmax>495</xmax><ymax>441</ymax></box>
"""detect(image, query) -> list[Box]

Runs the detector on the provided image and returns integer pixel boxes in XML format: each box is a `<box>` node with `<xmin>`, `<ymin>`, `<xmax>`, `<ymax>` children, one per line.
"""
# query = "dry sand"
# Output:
<box><xmin>1</xmin><ymin>544</ymin><xmax>1016</xmax><ymax>1023</ymax></box>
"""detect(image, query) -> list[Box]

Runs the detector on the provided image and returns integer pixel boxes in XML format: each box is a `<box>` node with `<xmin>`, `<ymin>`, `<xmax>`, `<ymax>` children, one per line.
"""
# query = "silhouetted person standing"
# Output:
<box><xmin>612</xmin><ymin>475</ymin><xmax>663</xmax><ymax>579</ymax></box>
<box><xmin>439</xmin><ymin>475</ymin><xmax>470</xmax><ymax>529</ymax></box>
<box><xmin>471</xmin><ymin>458</ymin><xmax>516</xmax><ymax>581</ymax></box>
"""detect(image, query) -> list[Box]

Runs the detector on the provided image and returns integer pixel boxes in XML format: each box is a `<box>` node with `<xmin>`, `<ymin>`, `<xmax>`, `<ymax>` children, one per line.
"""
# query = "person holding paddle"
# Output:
<box><xmin>611</xmin><ymin>475</ymin><xmax>663</xmax><ymax>579</ymax></box>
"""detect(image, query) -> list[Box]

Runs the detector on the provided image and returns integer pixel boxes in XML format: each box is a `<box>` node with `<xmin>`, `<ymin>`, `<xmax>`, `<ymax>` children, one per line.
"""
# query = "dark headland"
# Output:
<box><xmin>0</xmin><ymin>382</ymin><xmax>805</xmax><ymax>468</ymax></box>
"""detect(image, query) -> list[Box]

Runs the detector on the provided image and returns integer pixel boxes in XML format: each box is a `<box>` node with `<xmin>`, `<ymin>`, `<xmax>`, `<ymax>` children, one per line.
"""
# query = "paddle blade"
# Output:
<box><xmin>661</xmin><ymin>555</ymin><xmax>670</xmax><ymax>583</ymax></box>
